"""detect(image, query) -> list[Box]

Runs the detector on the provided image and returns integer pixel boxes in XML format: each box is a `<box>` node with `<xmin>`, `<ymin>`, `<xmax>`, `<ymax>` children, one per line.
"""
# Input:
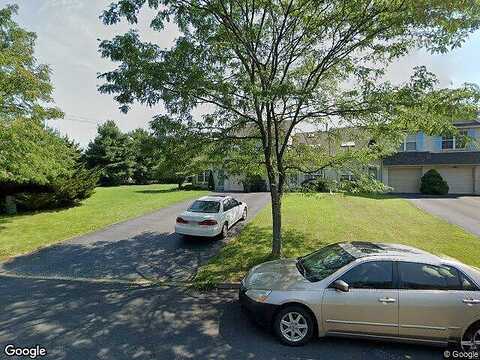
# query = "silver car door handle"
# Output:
<box><xmin>463</xmin><ymin>299</ymin><xmax>480</xmax><ymax>305</ymax></box>
<box><xmin>378</xmin><ymin>297</ymin><xmax>396</xmax><ymax>303</ymax></box>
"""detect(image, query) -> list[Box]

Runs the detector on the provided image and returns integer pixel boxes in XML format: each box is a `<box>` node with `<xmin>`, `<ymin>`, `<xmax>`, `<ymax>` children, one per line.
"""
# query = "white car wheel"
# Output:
<box><xmin>220</xmin><ymin>223</ymin><xmax>228</xmax><ymax>239</ymax></box>
<box><xmin>241</xmin><ymin>208</ymin><xmax>247</xmax><ymax>220</ymax></box>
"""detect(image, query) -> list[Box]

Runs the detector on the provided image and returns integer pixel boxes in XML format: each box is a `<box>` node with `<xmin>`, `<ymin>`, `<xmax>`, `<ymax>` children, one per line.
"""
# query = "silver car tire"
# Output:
<box><xmin>274</xmin><ymin>306</ymin><xmax>314</xmax><ymax>346</ymax></box>
<box><xmin>462</xmin><ymin>323</ymin><xmax>480</xmax><ymax>351</ymax></box>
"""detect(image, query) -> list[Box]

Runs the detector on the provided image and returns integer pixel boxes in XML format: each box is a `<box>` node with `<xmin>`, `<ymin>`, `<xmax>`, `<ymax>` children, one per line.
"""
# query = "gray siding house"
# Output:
<box><xmin>194</xmin><ymin>120</ymin><xmax>480</xmax><ymax>194</ymax></box>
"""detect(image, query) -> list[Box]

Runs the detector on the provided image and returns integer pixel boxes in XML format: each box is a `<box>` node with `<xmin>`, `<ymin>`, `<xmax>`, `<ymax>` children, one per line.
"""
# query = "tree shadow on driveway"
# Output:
<box><xmin>0</xmin><ymin>277</ymin><xmax>439</xmax><ymax>360</ymax></box>
<box><xmin>218</xmin><ymin>301</ymin><xmax>440</xmax><ymax>360</ymax></box>
<box><xmin>1</xmin><ymin>232</ymin><xmax>226</xmax><ymax>282</ymax></box>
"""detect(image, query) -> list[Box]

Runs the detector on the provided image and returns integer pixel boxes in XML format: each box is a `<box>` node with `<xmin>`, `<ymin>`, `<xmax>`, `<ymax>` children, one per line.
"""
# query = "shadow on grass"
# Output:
<box><xmin>0</xmin><ymin>216</ymin><xmax>10</xmax><ymax>231</ymax></box>
<box><xmin>195</xmin><ymin>224</ymin><xmax>332</xmax><ymax>284</ymax></box>
<box><xmin>135</xmin><ymin>188</ymin><xmax>180</xmax><ymax>194</ymax></box>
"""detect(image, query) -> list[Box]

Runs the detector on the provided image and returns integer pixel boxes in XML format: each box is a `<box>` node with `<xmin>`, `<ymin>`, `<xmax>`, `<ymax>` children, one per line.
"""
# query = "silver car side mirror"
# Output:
<box><xmin>333</xmin><ymin>280</ymin><xmax>349</xmax><ymax>292</ymax></box>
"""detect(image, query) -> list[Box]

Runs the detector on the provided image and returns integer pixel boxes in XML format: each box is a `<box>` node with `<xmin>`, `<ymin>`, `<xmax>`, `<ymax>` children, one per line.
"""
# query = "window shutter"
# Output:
<box><xmin>467</xmin><ymin>129</ymin><xmax>477</xmax><ymax>150</ymax></box>
<box><xmin>416</xmin><ymin>132</ymin><xmax>424</xmax><ymax>151</ymax></box>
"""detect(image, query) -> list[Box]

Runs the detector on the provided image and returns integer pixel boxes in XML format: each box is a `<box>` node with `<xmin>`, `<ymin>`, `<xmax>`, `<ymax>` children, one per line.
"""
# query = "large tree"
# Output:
<box><xmin>99</xmin><ymin>0</ymin><xmax>480</xmax><ymax>257</ymax></box>
<box><xmin>0</xmin><ymin>5</ymin><xmax>69</xmax><ymax>213</ymax></box>
<box><xmin>0</xmin><ymin>4</ymin><xmax>62</xmax><ymax>121</ymax></box>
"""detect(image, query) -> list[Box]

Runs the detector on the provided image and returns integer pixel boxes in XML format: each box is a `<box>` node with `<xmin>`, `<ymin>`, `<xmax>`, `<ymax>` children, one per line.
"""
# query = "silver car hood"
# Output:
<box><xmin>244</xmin><ymin>259</ymin><xmax>308</xmax><ymax>291</ymax></box>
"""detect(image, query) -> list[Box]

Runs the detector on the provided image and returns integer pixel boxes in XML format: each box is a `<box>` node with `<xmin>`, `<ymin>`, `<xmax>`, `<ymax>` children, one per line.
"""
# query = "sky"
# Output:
<box><xmin>3</xmin><ymin>0</ymin><xmax>480</xmax><ymax>146</ymax></box>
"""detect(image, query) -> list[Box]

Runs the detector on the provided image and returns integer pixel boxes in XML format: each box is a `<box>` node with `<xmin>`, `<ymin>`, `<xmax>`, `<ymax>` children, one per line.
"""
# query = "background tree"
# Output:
<box><xmin>129</xmin><ymin>128</ymin><xmax>157</xmax><ymax>184</ymax></box>
<box><xmin>99</xmin><ymin>0</ymin><xmax>480</xmax><ymax>257</ymax></box>
<box><xmin>150</xmin><ymin>115</ymin><xmax>209</xmax><ymax>188</ymax></box>
<box><xmin>84</xmin><ymin>120</ymin><xmax>135</xmax><ymax>186</ymax></box>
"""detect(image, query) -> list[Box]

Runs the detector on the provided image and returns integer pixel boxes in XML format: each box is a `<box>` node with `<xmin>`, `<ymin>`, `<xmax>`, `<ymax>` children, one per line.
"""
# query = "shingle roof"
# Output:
<box><xmin>383</xmin><ymin>151</ymin><xmax>480</xmax><ymax>166</ymax></box>
<box><xmin>454</xmin><ymin>120</ymin><xmax>480</xmax><ymax>128</ymax></box>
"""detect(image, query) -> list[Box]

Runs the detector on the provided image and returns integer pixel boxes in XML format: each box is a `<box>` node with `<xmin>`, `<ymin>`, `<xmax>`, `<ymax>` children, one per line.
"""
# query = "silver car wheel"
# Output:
<box><xmin>462</xmin><ymin>329</ymin><xmax>480</xmax><ymax>351</ymax></box>
<box><xmin>280</xmin><ymin>312</ymin><xmax>308</xmax><ymax>342</ymax></box>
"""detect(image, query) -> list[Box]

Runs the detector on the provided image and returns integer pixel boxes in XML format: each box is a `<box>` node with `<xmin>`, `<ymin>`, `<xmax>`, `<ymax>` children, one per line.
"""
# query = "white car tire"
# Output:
<box><xmin>241</xmin><ymin>208</ymin><xmax>247</xmax><ymax>221</ymax></box>
<box><xmin>219</xmin><ymin>223</ymin><xmax>228</xmax><ymax>239</ymax></box>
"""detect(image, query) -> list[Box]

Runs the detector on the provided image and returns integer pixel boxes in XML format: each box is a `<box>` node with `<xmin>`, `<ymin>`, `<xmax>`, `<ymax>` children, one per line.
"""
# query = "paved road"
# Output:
<box><xmin>408</xmin><ymin>196</ymin><xmax>480</xmax><ymax>238</ymax></box>
<box><xmin>0</xmin><ymin>192</ymin><xmax>270</xmax><ymax>282</ymax></box>
<box><xmin>0</xmin><ymin>277</ymin><xmax>439</xmax><ymax>360</ymax></box>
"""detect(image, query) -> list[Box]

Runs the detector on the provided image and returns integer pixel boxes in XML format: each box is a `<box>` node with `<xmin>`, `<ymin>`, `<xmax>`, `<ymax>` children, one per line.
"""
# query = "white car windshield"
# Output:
<box><xmin>188</xmin><ymin>200</ymin><xmax>220</xmax><ymax>213</ymax></box>
<box><xmin>297</xmin><ymin>244</ymin><xmax>355</xmax><ymax>282</ymax></box>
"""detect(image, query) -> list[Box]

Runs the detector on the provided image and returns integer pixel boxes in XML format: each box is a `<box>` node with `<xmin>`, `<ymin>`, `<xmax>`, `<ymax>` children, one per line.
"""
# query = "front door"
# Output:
<box><xmin>322</xmin><ymin>261</ymin><xmax>399</xmax><ymax>337</ymax></box>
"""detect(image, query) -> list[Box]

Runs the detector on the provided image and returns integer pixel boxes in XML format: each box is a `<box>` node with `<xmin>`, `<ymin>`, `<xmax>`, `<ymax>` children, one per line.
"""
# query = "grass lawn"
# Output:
<box><xmin>0</xmin><ymin>184</ymin><xmax>207</xmax><ymax>261</ymax></box>
<box><xmin>196</xmin><ymin>193</ymin><xmax>480</xmax><ymax>284</ymax></box>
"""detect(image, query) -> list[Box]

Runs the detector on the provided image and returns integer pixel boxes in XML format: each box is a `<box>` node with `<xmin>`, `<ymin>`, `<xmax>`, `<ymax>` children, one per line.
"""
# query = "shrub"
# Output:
<box><xmin>243</xmin><ymin>175</ymin><xmax>267</xmax><ymax>192</ymax></box>
<box><xmin>420</xmin><ymin>169</ymin><xmax>449</xmax><ymax>195</ymax></box>
<box><xmin>338</xmin><ymin>175</ymin><xmax>391</xmax><ymax>194</ymax></box>
<box><xmin>16</xmin><ymin>166</ymin><xmax>100</xmax><ymax>211</ymax></box>
<box><xmin>300</xmin><ymin>178</ymin><xmax>337</xmax><ymax>193</ymax></box>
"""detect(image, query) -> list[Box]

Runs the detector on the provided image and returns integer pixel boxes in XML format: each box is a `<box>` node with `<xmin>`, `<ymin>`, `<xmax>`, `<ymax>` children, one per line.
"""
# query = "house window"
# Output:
<box><xmin>340</xmin><ymin>173</ymin><xmax>355</xmax><ymax>182</ymax></box>
<box><xmin>442</xmin><ymin>130</ymin><xmax>468</xmax><ymax>150</ymax></box>
<box><xmin>304</xmin><ymin>171</ymin><xmax>323</xmax><ymax>181</ymax></box>
<box><xmin>399</xmin><ymin>135</ymin><xmax>417</xmax><ymax>152</ymax></box>
<box><xmin>197</xmin><ymin>171</ymin><xmax>209</xmax><ymax>184</ymax></box>
<box><xmin>442</xmin><ymin>135</ymin><xmax>454</xmax><ymax>150</ymax></box>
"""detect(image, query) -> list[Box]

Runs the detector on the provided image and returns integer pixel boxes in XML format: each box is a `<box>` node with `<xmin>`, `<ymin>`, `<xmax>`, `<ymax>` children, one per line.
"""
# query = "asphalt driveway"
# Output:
<box><xmin>0</xmin><ymin>192</ymin><xmax>270</xmax><ymax>282</ymax></box>
<box><xmin>407</xmin><ymin>196</ymin><xmax>480</xmax><ymax>238</ymax></box>
<box><xmin>0</xmin><ymin>277</ymin><xmax>440</xmax><ymax>360</ymax></box>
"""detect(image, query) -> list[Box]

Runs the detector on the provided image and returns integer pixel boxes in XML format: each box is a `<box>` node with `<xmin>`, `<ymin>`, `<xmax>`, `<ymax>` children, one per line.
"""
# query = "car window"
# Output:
<box><xmin>398</xmin><ymin>262</ymin><xmax>462</xmax><ymax>290</ymax></box>
<box><xmin>188</xmin><ymin>200</ymin><xmax>220</xmax><ymax>213</ymax></box>
<box><xmin>459</xmin><ymin>271</ymin><xmax>479</xmax><ymax>291</ymax></box>
<box><xmin>223</xmin><ymin>199</ymin><xmax>233</xmax><ymax>211</ymax></box>
<box><xmin>299</xmin><ymin>244</ymin><xmax>355</xmax><ymax>282</ymax></box>
<box><xmin>339</xmin><ymin>261</ymin><xmax>393</xmax><ymax>289</ymax></box>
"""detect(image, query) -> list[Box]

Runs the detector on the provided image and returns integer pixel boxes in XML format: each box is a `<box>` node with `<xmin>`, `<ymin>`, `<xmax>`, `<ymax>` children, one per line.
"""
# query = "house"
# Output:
<box><xmin>193</xmin><ymin>120</ymin><xmax>480</xmax><ymax>194</ymax></box>
<box><xmin>382</xmin><ymin>120</ymin><xmax>480</xmax><ymax>194</ymax></box>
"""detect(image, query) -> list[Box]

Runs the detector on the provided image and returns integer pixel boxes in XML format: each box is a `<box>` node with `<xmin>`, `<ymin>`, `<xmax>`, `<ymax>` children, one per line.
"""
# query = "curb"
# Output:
<box><xmin>0</xmin><ymin>271</ymin><xmax>241</xmax><ymax>290</ymax></box>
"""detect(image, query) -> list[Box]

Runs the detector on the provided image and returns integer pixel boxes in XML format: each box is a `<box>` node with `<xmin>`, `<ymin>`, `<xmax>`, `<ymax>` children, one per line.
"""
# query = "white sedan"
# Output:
<box><xmin>175</xmin><ymin>195</ymin><xmax>248</xmax><ymax>238</ymax></box>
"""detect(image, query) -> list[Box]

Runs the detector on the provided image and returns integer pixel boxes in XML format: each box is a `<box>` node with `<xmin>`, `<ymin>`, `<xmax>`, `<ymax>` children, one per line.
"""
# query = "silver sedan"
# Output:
<box><xmin>239</xmin><ymin>242</ymin><xmax>480</xmax><ymax>349</ymax></box>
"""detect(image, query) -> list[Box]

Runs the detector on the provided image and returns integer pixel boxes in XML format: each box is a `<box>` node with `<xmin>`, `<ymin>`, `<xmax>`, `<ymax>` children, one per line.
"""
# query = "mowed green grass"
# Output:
<box><xmin>196</xmin><ymin>193</ymin><xmax>480</xmax><ymax>284</ymax></box>
<box><xmin>0</xmin><ymin>184</ymin><xmax>208</xmax><ymax>261</ymax></box>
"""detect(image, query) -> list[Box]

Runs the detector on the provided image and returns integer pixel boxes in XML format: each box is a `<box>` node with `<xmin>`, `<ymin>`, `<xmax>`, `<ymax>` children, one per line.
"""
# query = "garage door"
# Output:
<box><xmin>388</xmin><ymin>167</ymin><xmax>422</xmax><ymax>193</ymax></box>
<box><xmin>436</xmin><ymin>166</ymin><xmax>474</xmax><ymax>194</ymax></box>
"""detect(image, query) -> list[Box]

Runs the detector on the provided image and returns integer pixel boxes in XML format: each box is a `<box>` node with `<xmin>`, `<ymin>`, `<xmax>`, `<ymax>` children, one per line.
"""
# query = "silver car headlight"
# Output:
<box><xmin>245</xmin><ymin>289</ymin><xmax>272</xmax><ymax>303</ymax></box>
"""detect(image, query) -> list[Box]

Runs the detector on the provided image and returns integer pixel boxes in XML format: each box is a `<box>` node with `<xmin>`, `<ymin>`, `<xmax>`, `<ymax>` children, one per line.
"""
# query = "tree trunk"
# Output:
<box><xmin>5</xmin><ymin>195</ymin><xmax>17</xmax><ymax>215</ymax></box>
<box><xmin>270</xmin><ymin>183</ymin><xmax>282</xmax><ymax>258</ymax></box>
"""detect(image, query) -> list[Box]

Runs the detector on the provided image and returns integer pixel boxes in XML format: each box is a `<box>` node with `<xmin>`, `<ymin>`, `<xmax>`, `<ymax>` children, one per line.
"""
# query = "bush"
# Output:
<box><xmin>338</xmin><ymin>175</ymin><xmax>391</xmax><ymax>194</ymax></box>
<box><xmin>16</xmin><ymin>167</ymin><xmax>100</xmax><ymax>211</ymax></box>
<box><xmin>300</xmin><ymin>178</ymin><xmax>337</xmax><ymax>193</ymax></box>
<box><xmin>420</xmin><ymin>169</ymin><xmax>449</xmax><ymax>195</ymax></box>
<box><xmin>243</xmin><ymin>175</ymin><xmax>267</xmax><ymax>192</ymax></box>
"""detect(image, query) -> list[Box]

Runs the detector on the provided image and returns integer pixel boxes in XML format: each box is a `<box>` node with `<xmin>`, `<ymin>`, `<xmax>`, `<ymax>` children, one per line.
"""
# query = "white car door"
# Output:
<box><xmin>231</xmin><ymin>198</ymin><xmax>242</xmax><ymax>222</ymax></box>
<box><xmin>223</xmin><ymin>199</ymin><xmax>235</xmax><ymax>227</ymax></box>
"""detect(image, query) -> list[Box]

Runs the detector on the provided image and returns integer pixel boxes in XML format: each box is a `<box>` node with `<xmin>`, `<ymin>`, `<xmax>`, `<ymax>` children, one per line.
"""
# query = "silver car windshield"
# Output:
<box><xmin>188</xmin><ymin>201</ymin><xmax>220</xmax><ymax>213</ymax></box>
<box><xmin>298</xmin><ymin>244</ymin><xmax>355</xmax><ymax>282</ymax></box>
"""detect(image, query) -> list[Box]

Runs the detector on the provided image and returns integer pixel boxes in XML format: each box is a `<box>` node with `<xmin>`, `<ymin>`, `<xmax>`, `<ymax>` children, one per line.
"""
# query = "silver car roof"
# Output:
<box><xmin>340</xmin><ymin>242</ymin><xmax>448</xmax><ymax>265</ymax></box>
